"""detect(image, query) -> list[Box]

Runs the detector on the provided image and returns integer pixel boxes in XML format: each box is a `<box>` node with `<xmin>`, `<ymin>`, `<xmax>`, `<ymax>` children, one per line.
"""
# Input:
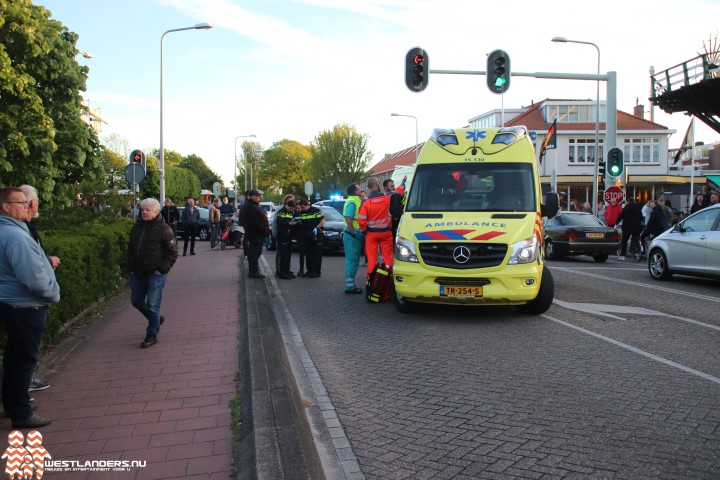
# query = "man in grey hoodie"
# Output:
<box><xmin>0</xmin><ymin>187</ymin><xmax>60</xmax><ymax>428</ymax></box>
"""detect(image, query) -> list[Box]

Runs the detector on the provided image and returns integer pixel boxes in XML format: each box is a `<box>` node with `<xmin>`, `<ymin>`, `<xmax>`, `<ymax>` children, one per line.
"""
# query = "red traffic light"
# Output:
<box><xmin>129</xmin><ymin>149</ymin><xmax>146</xmax><ymax>166</ymax></box>
<box><xmin>405</xmin><ymin>47</ymin><xmax>429</xmax><ymax>92</ymax></box>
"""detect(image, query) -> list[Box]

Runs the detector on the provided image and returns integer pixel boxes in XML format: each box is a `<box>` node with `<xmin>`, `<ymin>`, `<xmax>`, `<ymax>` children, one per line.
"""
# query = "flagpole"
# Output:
<box><xmin>689</xmin><ymin>117</ymin><xmax>695</xmax><ymax>214</ymax></box>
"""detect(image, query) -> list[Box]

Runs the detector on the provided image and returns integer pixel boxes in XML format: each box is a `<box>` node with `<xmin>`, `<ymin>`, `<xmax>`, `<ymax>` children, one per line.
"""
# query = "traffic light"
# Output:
<box><xmin>598</xmin><ymin>160</ymin><xmax>606</xmax><ymax>177</ymax></box>
<box><xmin>607</xmin><ymin>147</ymin><xmax>624</xmax><ymax>177</ymax></box>
<box><xmin>129</xmin><ymin>149</ymin><xmax>145</xmax><ymax>166</ymax></box>
<box><xmin>405</xmin><ymin>47</ymin><xmax>429</xmax><ymax>92</ymax></box>
<box><xmin>487</xmin><ymin>49</ymin><xmax>511</xmax><ymax>94</ymax></box>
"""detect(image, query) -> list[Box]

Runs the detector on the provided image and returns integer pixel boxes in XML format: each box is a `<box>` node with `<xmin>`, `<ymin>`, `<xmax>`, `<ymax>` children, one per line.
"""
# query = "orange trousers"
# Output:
<box><xmin>365</xmin><ymin>230</ymin><xmax>394</xmax><ymax>275</ymax></box>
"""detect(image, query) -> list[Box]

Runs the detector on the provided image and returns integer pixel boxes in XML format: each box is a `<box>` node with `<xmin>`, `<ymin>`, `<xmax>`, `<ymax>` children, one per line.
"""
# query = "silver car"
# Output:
<box><xmin>647</xmin><ymin>203</ymin><xmax>720</xmax><ymax>281</ymax></box>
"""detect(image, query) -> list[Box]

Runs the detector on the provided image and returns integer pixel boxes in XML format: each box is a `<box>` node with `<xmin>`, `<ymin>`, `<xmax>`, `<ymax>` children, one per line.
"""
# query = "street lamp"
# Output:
<box><xmin>234</xmin><ymin>134</ymin><xmax>256</xmax><ymax>207</ymax></box>
<box><xmin>552</xmin><ymin>36</ymin><xmax>601</xmax><ymax>215</ymax></box>
<box><xmin>391</xmin><ymin>113</ymin><xmax>419</xmax><ymax>163</ymax></box>
<box><xmin>159</xmin><ymin>23</ymin><xmax>213</xmax><ymax>205</ymax></box>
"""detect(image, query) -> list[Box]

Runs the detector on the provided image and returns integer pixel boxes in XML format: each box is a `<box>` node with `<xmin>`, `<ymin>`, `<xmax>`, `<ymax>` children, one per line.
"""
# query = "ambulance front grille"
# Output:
<box><xmin>419</xmin><ymin>242</ymin><xmax>507</xmax><ymax>269</ymax></box>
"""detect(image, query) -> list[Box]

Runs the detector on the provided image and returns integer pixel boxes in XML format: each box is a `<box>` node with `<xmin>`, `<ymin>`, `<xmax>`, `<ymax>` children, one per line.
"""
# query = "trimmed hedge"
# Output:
<box><xmin>0</xmin><ymin>217</ymin><xmax>134</xmax><ymax>345</ymax></box>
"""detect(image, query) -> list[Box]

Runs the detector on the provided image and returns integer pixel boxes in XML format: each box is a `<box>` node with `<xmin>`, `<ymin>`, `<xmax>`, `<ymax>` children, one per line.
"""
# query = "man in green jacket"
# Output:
<box><xmin>342</xmin><ymin>184</ymin><xmax>364</xmax><ymax>294</ymax></box>
<box><xmin>128</xmin><ymin>198</ymin><xmax>178</xmax><ymax>348</ymax></box>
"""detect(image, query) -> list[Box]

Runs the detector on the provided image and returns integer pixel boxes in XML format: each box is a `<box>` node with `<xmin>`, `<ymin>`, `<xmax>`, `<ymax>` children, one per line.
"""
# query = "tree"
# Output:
<box><xmin>166</xmin><ymin>167</ymin><xmax>201</xmax><ymax>202</ymax></box>
<box><xmin>0</xmin><ymin>0</ymin><xmax>102</xmax><ymax>206</ymax></box>
<box><xmin>261</xmin><ymin>140</ymin><xmax>312</xmax><ymax>197</ymax></box>
<box><xmin>310</xmin><ymin>124</ymin><xmax>373</xmax><ymax>195</ymax></box>
<box><xmin>179</xmin><ymin>153</ymin><xmax>221</xmax><ymax>190</ymax></box>
<box><xmin>148</xmin><ymin>148</ymin><xmax>183</xmax><ymax>169</ymax></box>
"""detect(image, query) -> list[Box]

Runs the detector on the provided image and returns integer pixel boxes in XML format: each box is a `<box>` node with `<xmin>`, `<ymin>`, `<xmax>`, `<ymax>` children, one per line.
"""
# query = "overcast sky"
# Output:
<box><xmin>39</xmin><ymin>0</ymin><xmax>720</xmax><ymax>185</ymax></box>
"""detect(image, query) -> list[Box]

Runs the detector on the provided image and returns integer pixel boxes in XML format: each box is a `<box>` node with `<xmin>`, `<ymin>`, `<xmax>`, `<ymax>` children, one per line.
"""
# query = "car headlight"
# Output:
<box><xmin>324</xmin><ymin>231</ymin><xmax>340</xmax><ymax>237</ymax></box>
<box><xmin>508</xmin><ymin>236</ymin><xmax>539</xmax><ymax>264</ymax></box>
<box><xmin>395</xmin><ymin>236</ymin><xmax>418</xmax><ymax>263</ymax></box>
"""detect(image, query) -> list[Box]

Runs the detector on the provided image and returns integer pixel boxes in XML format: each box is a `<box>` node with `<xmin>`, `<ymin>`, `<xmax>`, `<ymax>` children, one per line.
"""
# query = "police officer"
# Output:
<box><xmin>296</xmin><ymin>199</ymin><xmax>325</xmax><ymax>278</ymax></box>
<box><xmin>275</xmin><ymin>200</ymin><xmax>297</xmax><ymax>280</ymax></box>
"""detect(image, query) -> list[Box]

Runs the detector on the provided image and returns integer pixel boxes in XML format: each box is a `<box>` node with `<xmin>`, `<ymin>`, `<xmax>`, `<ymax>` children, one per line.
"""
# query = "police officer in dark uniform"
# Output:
<box><xmin>275</xmin><ymin>200</ymin><xmax>297</xmax><ymax>280</ymax></box>
<box><xmin>296</xmin><ymin>199</ymin><xmax>325</xmax><ymax>278</ymax></box>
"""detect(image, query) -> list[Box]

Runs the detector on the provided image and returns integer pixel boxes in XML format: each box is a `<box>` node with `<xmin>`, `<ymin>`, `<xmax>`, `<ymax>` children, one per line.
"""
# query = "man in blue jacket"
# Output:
<box><xmin>0</xmin><ymin>187</ymin><xmax>60</xmax><ymax>428</ymax></box>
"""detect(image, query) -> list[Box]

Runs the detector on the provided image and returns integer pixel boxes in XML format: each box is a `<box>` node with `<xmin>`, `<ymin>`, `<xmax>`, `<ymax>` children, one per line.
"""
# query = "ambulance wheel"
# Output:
<box><xmin>516</xmin><ymin>268</ymin><xmax>554</xmax><ymax>315</ymax></box>
<box><xmin>393</xmin><ymin>291</ymin><xmax>417</xmax><ymax>314</ymax></box>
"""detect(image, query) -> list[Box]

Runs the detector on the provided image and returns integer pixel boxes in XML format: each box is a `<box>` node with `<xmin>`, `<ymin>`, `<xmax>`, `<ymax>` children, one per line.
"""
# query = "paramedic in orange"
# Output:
<box><xmin>358</xmin><ymin>177</ymin><xmax>393</xmax><ymax>274</ymax></box>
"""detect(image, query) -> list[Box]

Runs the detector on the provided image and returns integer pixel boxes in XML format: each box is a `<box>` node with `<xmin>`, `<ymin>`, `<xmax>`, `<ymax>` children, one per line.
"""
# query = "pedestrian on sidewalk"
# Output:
<box><xmin>244</xmin><ymin>190</ymin><xmax>270</xmax><ymax>279</ymax></box>
<box><xmin>160</xmin><ymin>197</ymin><xmax>180</xmax><ymax>238</ymax></box>
<box><xmin>0</xmin><ymin>187</ymin><xmax>60</xmax><ymax>428</ymax></box>
<box><xmin>181</xmin><ymin>198</ymin><xmax>200</xmax><ymax>256</ymax></box>
<box><xmin>209</xmin><ymin>197</ymin><xmax>221</xmax><ymax>248</ymax></box>
<box><xmin>127</xmin><ymin>198</ymin><xmax>178</xmax><ymax>348</ymax></box>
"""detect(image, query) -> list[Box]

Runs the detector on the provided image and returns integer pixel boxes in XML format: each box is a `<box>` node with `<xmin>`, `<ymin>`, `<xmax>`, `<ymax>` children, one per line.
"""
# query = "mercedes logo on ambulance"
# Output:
<box><xmin>452</xmin><ymin>246</ymin><xmax>471</xmax><ymax>264</ymax></box>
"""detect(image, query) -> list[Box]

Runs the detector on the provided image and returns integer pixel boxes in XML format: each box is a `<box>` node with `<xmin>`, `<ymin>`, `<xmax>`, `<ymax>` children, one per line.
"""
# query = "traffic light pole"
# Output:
<box><xmin>429</xmin><ymin>68</ymin><xmax>617</xmax><ymax>211</ymax></box>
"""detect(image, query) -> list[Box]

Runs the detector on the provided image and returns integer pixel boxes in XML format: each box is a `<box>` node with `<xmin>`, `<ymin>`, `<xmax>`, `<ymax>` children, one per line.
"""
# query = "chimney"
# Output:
<box><xmin>633</xmin><ymin>97</ymin><xmax>644</xmax><ymax>119</ymax></box>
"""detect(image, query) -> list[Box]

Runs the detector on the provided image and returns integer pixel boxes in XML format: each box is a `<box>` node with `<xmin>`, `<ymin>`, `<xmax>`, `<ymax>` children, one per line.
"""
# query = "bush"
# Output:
<box><xmin>0</xmin><ymin>212</ymin><xmax>134</xmax><ymax>345</ymax></box>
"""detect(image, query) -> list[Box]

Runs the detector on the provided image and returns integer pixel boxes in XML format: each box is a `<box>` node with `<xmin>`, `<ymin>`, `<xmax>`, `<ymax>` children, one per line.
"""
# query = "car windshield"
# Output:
<box><xmin>405</xmin><ymin>162</ymin><xmax>536</xmax><ymax>212</ymax></box>
<box><xmin>558</xmin><ymin>213</ymin><xmax>604</xmax><ymax>227</ymax></box>
<box><xmin>319</xmin><ymin>206</ymin><xmax>344</xmax><ymax>222</ymax></box>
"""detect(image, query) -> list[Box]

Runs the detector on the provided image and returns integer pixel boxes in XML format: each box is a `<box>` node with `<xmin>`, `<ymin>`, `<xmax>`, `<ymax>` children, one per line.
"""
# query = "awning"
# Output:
<box><xmin>707</xmin><ymin>175</ymin><xmax>720</xmax><ymax>191</ymax></box>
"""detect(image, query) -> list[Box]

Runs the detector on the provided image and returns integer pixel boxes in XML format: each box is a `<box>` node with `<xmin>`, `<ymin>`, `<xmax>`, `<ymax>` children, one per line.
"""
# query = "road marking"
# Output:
<box><xmin>543</xmin><ymin>314</ymin><xmax>720</xmax><ymax>385</ymax></box>
<box><xmin>550</xmin><ymin>266</ymin><xmax>720</xmax><ymax>303</ymax></box>
<box><xmin>552</xmin><ymin>300</ymin><xmax>720</xmax><ymax>331</ymax></box>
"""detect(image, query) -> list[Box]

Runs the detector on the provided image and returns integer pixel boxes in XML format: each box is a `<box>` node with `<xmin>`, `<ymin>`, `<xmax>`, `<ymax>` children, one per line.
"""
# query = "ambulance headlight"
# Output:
<box><xmin>395</xmin><ymin>236</ymin><xmax>418</xmax><ymax>263</ymax></box>
<box><xmin>508</xmin><ymin>236</ymin><xmax>539</xmax><ymax>264</ymax></box>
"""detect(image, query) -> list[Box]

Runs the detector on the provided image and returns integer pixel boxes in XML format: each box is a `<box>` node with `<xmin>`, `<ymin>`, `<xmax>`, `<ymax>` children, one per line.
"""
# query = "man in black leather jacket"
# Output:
<box><xmin>127</xmin><ymin>198</ymin><xmax>178</xmax><ymax>348</ymax></box>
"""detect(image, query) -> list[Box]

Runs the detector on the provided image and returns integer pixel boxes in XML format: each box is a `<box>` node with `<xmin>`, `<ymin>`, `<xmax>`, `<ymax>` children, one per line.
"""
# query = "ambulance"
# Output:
<box><xmin>392</xmin><ymin>126</ymin><xmax>559</xmax><ymax>314</ymax></box>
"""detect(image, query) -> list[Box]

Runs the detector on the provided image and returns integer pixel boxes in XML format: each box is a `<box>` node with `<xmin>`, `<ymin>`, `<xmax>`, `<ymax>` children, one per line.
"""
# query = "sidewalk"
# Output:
<box><xmin>1</xmin><ymin>244</ymin><xmax>242</xmax><ymax>479</ymax></box>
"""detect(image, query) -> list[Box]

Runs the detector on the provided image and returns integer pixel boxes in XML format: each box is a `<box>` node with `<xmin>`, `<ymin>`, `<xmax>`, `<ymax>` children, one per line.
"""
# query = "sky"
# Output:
<box><xmin>38</xmin><ymin>0</ymin><xmax>720</xmax><ymax>187</ymax></box>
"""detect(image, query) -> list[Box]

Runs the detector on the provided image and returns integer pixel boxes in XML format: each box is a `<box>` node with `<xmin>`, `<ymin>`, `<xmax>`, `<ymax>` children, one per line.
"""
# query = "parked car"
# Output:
<box><xmin>313</xmin><ymin>199</ymin><xmax>345</xmax><ymax>214</ymax></box>
<box><xmin>176</xmin><ymin>207</ymin><xmax>212</xmax><ymax>241</ymax></box>
<box><xmin>259</xmin><ymin>201</ymin><xmax>275</xmax><ymax>217</ymax></box>
<box><xmin>267</xmin><ymin>205</ymin><xmax>345</xmax><ymax>252</ymax></box>
<box><xmin>647</xmin><ymin>203</ymin><xmax>720</xmax><ymax>281</ymax></box>
<box><xmin>544</xmin><ymin>211</ymin><xmax>620</xmax><ymax>263</ymax></box>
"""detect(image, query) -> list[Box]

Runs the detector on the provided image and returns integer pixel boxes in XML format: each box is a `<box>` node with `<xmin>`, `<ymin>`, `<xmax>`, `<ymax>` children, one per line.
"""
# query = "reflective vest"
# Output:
<box><xmin>358</xmin><ymin>195</ymin><xmax>392</xmax><ymax>232</ymax></box>
<box><xmin>343</xmin><ymin>196</ymin><xmax>361</xmax><ymax>230</ymax></box>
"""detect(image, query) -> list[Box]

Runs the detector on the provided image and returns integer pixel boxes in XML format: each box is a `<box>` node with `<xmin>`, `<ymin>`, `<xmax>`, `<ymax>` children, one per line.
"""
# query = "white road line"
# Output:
<box><xmin>543</xmin><ymin>314</ymin><xmax>720</xmax><ymax>385</ymax></box>
<box><xmin>550</xmin><ymin>266</ymin><xmax>720</xmax><ymax>303</ymax></box>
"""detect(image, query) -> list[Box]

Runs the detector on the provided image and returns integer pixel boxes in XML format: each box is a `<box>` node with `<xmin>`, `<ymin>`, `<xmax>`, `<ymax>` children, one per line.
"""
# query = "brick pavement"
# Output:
<box><xmin>0</xmin><ymin>244</ymin><xmax>242</xmax><ymax>479</ymax></box>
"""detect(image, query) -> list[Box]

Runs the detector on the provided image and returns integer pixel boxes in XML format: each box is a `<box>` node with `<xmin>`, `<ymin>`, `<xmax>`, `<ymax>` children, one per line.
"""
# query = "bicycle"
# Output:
<box><xmin>636</xmin><ymin>233</ymin><xmax>655</xmax><ymax>262</ymax></box>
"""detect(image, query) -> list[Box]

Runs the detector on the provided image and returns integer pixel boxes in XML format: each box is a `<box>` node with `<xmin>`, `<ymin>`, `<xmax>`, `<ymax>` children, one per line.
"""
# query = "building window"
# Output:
<box><xmin>623</xmin><ymin>138</ymin><xmax>660</xmax><ymax>164</ymax></box>
<box><xmin>568</xmin><ymin>138</ymin><xmax>604</xmax><ymax>164</ymax></box>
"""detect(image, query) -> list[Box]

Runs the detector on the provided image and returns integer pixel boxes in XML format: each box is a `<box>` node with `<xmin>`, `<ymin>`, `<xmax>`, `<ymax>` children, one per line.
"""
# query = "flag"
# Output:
<box><xmin>673</xmin><ymin>119</ymin><xmax>693</xmax><ymax>164</ymax></box>
<box><xmin>538</xmin><ymin>118</ymin><xmax>557</xmax><ymax>163</ymax></box>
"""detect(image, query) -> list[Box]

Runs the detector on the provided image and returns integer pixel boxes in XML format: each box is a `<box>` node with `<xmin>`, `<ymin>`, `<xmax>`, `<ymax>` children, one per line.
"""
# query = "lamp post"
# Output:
<box><xmin>160</xmin><ymin>23</ymin><xmax>213</xmax><ymax>205</ymax></box>
<box><xmin>552</xmin><ymin>37</ymin><xmax>601</xmax><ymax>215</ymax></box>
<box><xmin>391</xmin><ymin>113</ymin><xmax>419</xmax><ymax>163</ymax></box>
<box><xmin>234</xmin><ymin>134</ymin><xmax>256</xmax><ymax>207</ymax></box>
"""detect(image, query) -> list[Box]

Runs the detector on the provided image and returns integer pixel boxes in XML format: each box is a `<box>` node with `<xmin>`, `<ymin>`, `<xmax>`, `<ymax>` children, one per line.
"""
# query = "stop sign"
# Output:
<box><xmin>604</xmin><ymin>186</ymin><xmax>624</xmax><ymax>204</ymax></box>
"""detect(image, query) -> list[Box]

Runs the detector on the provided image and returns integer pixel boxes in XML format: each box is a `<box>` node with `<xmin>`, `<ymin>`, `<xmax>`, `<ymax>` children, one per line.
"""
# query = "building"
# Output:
<box><xmin>369</xmin><ymin>99</ymin><xmax>720</xmax><ymax>213</ymax></box>
<box><xmin>80</xmin><ymin>97</ymin><xmax>108</xmax><ymax>133</ymax></box>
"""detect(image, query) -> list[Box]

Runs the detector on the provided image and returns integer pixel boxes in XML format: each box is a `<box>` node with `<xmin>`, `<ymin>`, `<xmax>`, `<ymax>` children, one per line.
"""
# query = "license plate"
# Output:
<box><xmin>440</xmin><ymin>286</ymin><xmax>483</xmax><ymax>296</ymax></box>
<box><xmin>586</xmin><ymin>233</ymin><xmax>604</xmax><ymax>238</ymax></box>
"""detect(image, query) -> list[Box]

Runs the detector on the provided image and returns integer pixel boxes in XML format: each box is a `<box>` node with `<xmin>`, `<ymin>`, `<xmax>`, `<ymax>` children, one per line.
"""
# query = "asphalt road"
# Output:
<box><xmin>270</xmin><ymin>251</ymin><xmax>720</xmax><ymax>479</ymax></box>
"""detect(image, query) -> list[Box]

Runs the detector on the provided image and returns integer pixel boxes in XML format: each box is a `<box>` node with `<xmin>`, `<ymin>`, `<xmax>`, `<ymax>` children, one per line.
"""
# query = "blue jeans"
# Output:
<box><xmin>0</xmin><ymin>303</ymin><xmax>47</xmax><ymax>423</ymax></box>
<box><xmin>130</xmin><ymin>273</ymin><xmax>168</xmax><ymax>336</ymax></box>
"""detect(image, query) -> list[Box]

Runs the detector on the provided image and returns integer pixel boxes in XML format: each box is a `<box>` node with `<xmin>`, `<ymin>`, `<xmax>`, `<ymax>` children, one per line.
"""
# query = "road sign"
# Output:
<box><xmin>213</xmin><ymin>182</ymin><xmax>221</xmax><ymax>197</ymax></box>
<box><xmin>604</xmin><ymin>186</ymin><xmax>624</xmax><ymax>204</ymax></box>
<box><xmin>304</xmin><ymin>181</ymin><xmax>313</xmax><ymax>196</ymax></box>
<box><xmin>124</xmin><ymin>163</ymin><xmax>146</xmax><ymax>185</ymax></box>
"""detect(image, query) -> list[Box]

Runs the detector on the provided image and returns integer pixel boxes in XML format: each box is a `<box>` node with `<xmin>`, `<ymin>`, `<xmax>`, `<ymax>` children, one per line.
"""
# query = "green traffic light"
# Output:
<box><xmin>495</xmin><ymin>77</ymin><xmax>506</xmax><ymax>87</ymax></box>
<box><xmin>610</xmin><ymin>165</ymin><xmax>619</xmax><ymax>174</ymax></box>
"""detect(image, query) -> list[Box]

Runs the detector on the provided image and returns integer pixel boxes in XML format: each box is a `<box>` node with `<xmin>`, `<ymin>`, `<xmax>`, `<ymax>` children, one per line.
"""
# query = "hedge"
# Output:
<box><xmin>0</xmin><ymin>216</ymin><xmax>134</xmax><ymax>345</ymax></box>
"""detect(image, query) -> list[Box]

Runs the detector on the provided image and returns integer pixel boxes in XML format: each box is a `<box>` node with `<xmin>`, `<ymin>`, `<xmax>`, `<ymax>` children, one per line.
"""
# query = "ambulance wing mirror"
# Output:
<box><xmin>542</xmin><ymin>192</ymin><xmax>559</xmax><ymax>219</ymax></box>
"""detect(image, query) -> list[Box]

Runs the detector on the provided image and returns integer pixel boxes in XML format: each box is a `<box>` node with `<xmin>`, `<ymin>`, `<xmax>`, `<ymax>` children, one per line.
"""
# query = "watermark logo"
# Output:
<box><xmin>1</xmin><ymin>430</ymin><xmax>51</xmax><ymax>479</ymax></box>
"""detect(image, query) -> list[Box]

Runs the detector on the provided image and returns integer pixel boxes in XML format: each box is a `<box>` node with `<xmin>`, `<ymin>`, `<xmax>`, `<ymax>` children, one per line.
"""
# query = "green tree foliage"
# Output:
<box><xmin>179</xmin><ymin>153</ymin><xmax>221</xmax><ymax>190</ymax></box>
<box><xmin>237</xmin><ymin>140</ymin><xmax>264</xmax><ymax>194</ymax></box>
<box><xmin>0</xmin><ymin>0</ymin><xmax>101</xmax><ymax>206</ymax></box>
<box><xmin>310</xmin><ymin>124</ymin><xmax>373</xmax><ymax>195</ymax></box>
<box><xmin>148</xmin><ymin>148</ymin><xmax>183</xmax><ymax>169</ymax></box>
<box><xmin>166</xmin><ymin>167</ymin><xmax>201</xmax><ymax>202</ymax></box>
<box><xmin>261</xmin><ymin>139</ymin><xmax>312</xmax><ymax>198</ymax></box>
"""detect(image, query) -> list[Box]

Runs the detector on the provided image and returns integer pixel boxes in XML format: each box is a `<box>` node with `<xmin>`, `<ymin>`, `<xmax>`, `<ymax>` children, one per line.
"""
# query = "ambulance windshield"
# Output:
<box><xmin>405</xmin><ymin>162</ymin><xmax>536</xmax><ymax>212</ymax></box>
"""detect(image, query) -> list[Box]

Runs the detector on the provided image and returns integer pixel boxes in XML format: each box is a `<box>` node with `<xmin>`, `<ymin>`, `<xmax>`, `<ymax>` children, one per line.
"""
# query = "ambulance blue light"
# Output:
<box><xmin>432</xmin><ymin>129</ymin><xmax>459</xmax><ymax>146</ymax></box>
<box><xmin>492</xmin><ymin>126</ymin><xmax>527</xmax><ymax>145</ymax></box>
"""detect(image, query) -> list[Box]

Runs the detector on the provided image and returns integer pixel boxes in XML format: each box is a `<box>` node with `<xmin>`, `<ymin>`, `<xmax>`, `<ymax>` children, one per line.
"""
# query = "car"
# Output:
<box><xmin>176</xmin><ymin>207</ymin><xmax>212</xmax><ymax>241</ymax></box>
<box><xmin>647</xmin><ymin>203</ymin><xmax>720</xmax><ymax>281</ymax></box>
<box><xmin>544</xmin><ymin>211</ymin><xmax>620</xmax><ymax>263</ymax></box>
<box><xmin>313</xmin><ymin>199</ymin><xmax>345</xmax><ymax>214</ymax></box>
<box><xmin>259</xmin><ymin>201</ymin><xmax>275</xmax><ymax>217</ymax></box>
<box><xmin>267</xmin><ymin>205</ymin><xmax>346</xmax><ymax>252</ymax></box>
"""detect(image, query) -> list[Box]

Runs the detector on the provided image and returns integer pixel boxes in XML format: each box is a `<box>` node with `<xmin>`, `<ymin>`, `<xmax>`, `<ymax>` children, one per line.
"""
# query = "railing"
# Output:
<box><xmin>650</xmin><ymin>53</ymin><xmax>719</xmax><ymax>100</ymax></box>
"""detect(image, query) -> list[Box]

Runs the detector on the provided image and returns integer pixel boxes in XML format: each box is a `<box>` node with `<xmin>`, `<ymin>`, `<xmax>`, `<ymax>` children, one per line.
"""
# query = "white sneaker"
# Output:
<box><xmin>617</xmin><ymin>256</ymin><xmax>626</xmax><ymax>261</ymax></box>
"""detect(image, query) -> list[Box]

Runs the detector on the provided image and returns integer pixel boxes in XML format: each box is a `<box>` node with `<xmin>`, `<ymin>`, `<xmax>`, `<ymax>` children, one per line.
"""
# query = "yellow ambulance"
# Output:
<box><xmin>393</xmin><ymin>126</ymin><xmax>559</xmax><ymax>314</ymax></box>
